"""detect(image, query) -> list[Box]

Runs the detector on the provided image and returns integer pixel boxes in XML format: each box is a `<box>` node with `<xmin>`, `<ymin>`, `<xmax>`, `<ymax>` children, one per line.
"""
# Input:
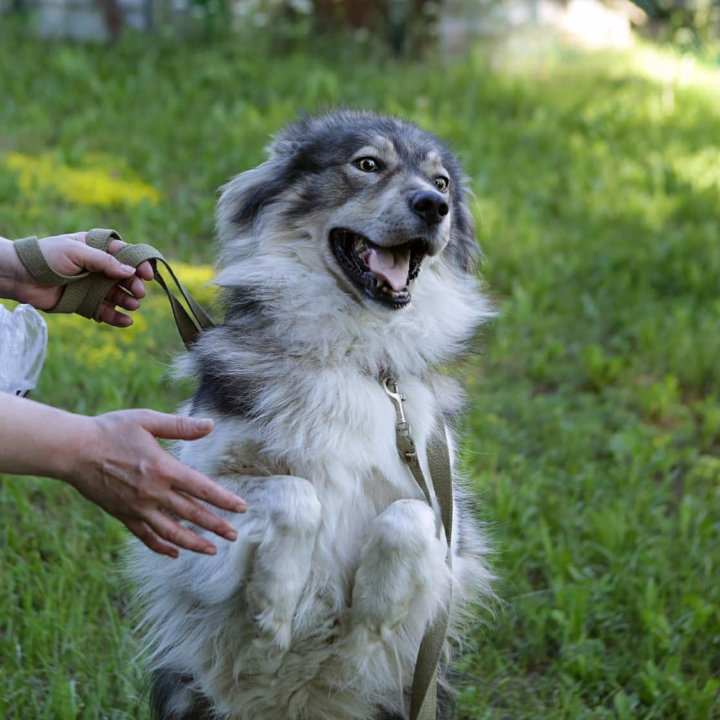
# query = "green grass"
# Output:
<box><xmin>1</xmin><ymin>26</ymin><xmax>719</xmax><ymax>719</ymax></box>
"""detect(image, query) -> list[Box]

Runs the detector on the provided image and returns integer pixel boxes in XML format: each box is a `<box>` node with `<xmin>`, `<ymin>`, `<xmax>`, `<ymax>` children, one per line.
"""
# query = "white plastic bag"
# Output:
<box><xmin>0</xmin><ymin>304</ymin><xmax>48</xmax><ymax>396</ymax></box>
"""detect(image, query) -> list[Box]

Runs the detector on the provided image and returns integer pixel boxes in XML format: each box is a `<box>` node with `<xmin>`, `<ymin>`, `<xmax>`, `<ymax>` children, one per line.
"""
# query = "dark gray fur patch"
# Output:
<box><xmin>150</xmin><ymin>669</ymin><xmax>215</xmax><ymax>720</ymax></box>
<box><xmin>190</xmin><ymin>299</ymin><xmax>270</xmax><ymax>418</ymax></box>
<box><xmin>193</xmin><ymin>367</ymin><xmax>257</xmax><ymax>417</ymax></box>
<box><xmin>231</xmin><ymin>166</ymin><xmax>298</xmax><ymax>228</ymax></box>
<box><xmin>448</xmin><ymin>179</ymin><xmax>481</xmax><ymax>274</ymax></box>
<box><xmin>192</xmin><ymin>363</ymin><xmax>258</xmax><ymax>418</ymax></box>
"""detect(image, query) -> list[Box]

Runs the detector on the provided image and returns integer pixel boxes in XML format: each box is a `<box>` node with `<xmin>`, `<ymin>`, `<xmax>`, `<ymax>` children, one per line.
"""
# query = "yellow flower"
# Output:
<box><xmin>4</xmin><ymin>152</ymin><xmax>160</xmax><ymax>208</ymax></box>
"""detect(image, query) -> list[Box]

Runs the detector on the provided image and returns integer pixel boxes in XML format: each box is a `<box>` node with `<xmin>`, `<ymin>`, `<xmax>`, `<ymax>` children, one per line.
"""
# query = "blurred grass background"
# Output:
<box><xmin>1</xmin><ymin>11</ymin><xmax>719</xmax><ymax>719</ymax></box>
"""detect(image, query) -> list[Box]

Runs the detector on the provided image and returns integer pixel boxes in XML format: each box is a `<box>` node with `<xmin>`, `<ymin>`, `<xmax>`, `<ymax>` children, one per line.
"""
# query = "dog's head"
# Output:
<box><xmin>216</xmin><ymin>111</ymin><xmax>480</xmax><ymax>314</ymax></box>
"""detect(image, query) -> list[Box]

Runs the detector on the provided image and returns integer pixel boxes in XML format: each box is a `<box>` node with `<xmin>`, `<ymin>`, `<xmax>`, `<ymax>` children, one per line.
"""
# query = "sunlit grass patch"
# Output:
<box><xmin>673</xmin><ymin>146</ymin><xmax>720</xmax><ymax>193</ymax></box>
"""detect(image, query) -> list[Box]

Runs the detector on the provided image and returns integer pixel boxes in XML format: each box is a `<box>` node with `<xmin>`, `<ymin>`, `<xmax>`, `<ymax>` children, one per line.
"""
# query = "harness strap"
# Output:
<box><xmin>384</xmin><ymin>378</ymin><xmax>454</xmax><ymax>720</ymax></box>
<box><xmin>14</xmin><ymin>229</ymin><xmax>214</xmax><ymax>348</ymax></box>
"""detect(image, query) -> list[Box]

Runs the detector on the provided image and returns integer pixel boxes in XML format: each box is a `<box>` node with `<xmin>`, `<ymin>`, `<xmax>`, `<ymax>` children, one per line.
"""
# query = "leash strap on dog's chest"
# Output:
<box><xmin>14</xmin><ymin>228</ymin><xmax>215</xmax><ymax>348</ymax></box>
<box><xmin>383</xmin><ymin>377</ymin><xmax>454</xmax><ymax>720</ymax></box>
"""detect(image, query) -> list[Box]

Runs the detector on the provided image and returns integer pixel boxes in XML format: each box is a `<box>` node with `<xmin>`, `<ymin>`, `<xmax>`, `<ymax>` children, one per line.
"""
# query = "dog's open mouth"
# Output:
<box><xmin>330</xmin><ymin>228</ymin><xmax>427</xmax><ymax>309</ymax></box>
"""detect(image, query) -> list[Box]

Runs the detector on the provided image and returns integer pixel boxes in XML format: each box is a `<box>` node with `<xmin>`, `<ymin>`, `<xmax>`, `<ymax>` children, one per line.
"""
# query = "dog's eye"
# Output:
<box><xmin>353</xmin><ymin>157</ymin><xmax>382</xmax><ymax>173</ymax></box>
<box><xmin>434</xmin><ymin>176</ymin><xmax>450</xmax><ymax>193</ymax></box>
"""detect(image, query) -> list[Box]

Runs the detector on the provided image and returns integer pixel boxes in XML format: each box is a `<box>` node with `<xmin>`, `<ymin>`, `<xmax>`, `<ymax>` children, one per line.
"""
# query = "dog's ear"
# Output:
<box><xmin>216</xmin><ymin>157</ymin><xmax>292</xmax><ymax>245</ymax></box>
<box><xmin>448</xmin><ymin>181</ymin><xmax>482</xmax><ymax>275</ymax></box>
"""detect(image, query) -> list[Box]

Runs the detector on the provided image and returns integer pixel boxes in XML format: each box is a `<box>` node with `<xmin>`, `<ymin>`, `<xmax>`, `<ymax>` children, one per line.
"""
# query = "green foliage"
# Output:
<box><xmin>1</xmin><ymin>30</ymin><xmax>719</xmax><ymax>719</ymax></box>
<box><xmin>644</xmin><ymin>0</ymin><xmax>720</xmax><ymax>59</ymax></box>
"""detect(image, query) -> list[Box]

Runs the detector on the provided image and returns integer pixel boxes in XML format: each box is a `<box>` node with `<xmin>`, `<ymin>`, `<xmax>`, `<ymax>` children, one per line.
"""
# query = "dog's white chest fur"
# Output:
<box><xmin>128</xmin><ymin>111</ymin><xmax>494</xmax><ymax>720</ymax></box>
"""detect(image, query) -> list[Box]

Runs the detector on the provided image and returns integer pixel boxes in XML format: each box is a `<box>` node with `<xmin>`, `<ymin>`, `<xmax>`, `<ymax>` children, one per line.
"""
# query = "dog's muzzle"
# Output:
<box><xmin>330</xmin><ymin>229</ymin><xmax>430</xmax><ymax>309</ymax></box>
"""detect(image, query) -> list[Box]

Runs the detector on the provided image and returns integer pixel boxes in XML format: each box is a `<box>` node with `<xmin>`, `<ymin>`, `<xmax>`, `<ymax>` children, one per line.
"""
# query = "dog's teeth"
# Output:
<box><xmin>353</xmin><ymin>236</ymin><xmax>366</xmax><ymax>253</ymax></box>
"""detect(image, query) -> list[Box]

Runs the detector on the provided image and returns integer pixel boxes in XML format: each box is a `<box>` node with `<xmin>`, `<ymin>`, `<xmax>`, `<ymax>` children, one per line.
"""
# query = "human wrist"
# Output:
<box><xmin>0</xmin><ymin>394</ymin><xmax>96</xmax><ymax>481</ymax></box>
<box><xmin>0</xmin><ymin>236</ymin><xmax>32</xmax><ymax>302</ymax></box>
<box><xmin>51</xmin><ymin>411</ymin><xmax>100</xmax><ymax>485</ymax></box>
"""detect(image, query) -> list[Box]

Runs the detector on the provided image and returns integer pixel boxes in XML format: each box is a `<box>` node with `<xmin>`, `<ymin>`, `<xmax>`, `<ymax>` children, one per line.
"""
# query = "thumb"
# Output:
<box><xmin>133</xmin><ymin>410</ymin><xmax>215</xmax><ymax>441</ymax></box>
<box><xmin>72</xmin><ymin>243</ymin><xmax>137</xmax><ymax>279</ymax></box>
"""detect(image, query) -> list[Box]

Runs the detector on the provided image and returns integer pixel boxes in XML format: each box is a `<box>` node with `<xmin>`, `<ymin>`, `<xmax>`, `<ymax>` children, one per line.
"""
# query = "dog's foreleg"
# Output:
<box><xmin>348</xmin><ymin>499</ymin><xmax>451</xmax><ymax>652</ymax></box>
<box><xmin>243</xmin><ymin>475</ymin><xmax>321</xmax><ymax>659</ymax></box>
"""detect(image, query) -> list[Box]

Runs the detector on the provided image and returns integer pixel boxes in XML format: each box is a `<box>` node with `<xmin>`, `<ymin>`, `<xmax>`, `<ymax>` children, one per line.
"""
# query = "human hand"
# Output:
<box><xmin>7</xmin><ymin>232</ymin><xmax>154</xmax><ymax>327</ymax></box>
<box><xmin>63</xmin><ymin>409</ymin><xmax>247</xmax><ymax>558</ymax></box>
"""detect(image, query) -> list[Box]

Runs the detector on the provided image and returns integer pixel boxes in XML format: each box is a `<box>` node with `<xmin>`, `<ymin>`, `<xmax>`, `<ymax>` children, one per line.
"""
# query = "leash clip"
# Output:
<box><xmin>383</xmin><ymin>376</ymin><xmax>417</xmax><ymax>462</ymax></box>
<box><xmin>383</xmin><ymin>376</ymin><xmax>407</xmax><ymax>424</ymax></box>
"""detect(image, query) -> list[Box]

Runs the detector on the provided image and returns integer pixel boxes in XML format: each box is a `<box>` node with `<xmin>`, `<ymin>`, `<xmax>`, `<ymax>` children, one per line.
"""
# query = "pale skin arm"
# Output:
<box><xmin>0</xmin><ymin>393</ymin><xmax>247</xmax><ymax>558</ymax></box>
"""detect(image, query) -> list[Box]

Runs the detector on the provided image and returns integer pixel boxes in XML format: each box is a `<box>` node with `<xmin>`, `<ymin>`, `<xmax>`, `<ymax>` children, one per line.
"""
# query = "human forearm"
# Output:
<box><xmin>0</xmin><ymin>391</ymin><xmax>90</xmax><ymax>479</ymax></box>
<box><xmin>0</xmin><ymin>393</ymin><xmax>92</xmax><ymax>479</ymax></box>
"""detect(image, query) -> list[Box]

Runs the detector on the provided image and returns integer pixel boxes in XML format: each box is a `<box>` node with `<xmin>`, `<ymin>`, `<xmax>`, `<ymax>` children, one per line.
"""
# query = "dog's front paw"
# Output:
<box><xmin>349</xmin><ymin>500</ymin><xmax>449</xmax><ymax>649</ymax></box>
<box><xmin>242</xmin><ymin>477</ymin><xmax>322</xmax><ymax>666</ymax></box>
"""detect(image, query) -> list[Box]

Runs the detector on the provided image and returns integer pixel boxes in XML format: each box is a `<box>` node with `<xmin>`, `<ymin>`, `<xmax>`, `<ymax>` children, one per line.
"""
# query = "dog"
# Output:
<box><xmin>128</xmin><ymin>110</ymin><xmax>494</xmax><ymax>720</ymax></box>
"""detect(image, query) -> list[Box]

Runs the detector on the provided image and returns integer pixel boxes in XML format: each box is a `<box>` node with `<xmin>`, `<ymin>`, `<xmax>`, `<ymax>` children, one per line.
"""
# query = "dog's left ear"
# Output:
<box><xmin>448</xmin><ymin>181</ymin><xmax>481</xmax><ymax>275</ymax></box>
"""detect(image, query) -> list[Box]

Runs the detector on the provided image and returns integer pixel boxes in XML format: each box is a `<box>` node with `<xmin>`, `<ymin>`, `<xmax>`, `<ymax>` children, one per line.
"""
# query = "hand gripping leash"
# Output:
<box><xmin>14</xmin><ymin>228</ymin><xmax>214</xmax><ymax>347</ymax></box>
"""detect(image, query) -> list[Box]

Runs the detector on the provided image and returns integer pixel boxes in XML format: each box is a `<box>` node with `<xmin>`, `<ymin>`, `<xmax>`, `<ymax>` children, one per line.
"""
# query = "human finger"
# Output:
<box><xmin>146</xmin><ymin>510</ymin><xmax>218</xmax><ymax>555</ymax></box>
<box><xmin>70</xmin><ymin>243</ymin><xmax>137</xmax><ymax>280</ymax></box>
<box><xmin>96</xmin><ymin>301</ymin><xmax>133</xmax><ymax>327</ymax></box>
<box><xmin>119</xmin><ymin>273</ymin><xmax>146</xmax><ymax>299</ymax></box>
<box><xmin>105</xmin><ymin>285</ymin><xmax>141</xmax><ymax>311</ymax></box>
<box><xmin>127</xmin><ymin>412</ymin><xmax>247</xmax><ymax>511</ymax></box>
<box><xmin>106</xmin><ymin>238</ymin><xmax>154</xmax><ymax>281</ymax></box>
<box><xmin>137</xmin><ymin>260</ymin><xmax>154</xmax><ymax>280</ymax></box>
<box><xmin>126</xmin><ymin>518</ymin><xmax>179</xmax><ymax>558</ymax></box>
<box><xmin>133</xmin><ymin>411</ymin><xmax>216</xmax><ymax>441</ymax></box>
<box><xmin>163</xmin><ymin>493</ymin><xmax>238</xmax><ymax>542</ymax></box>
<box><xmin>169</xmin><ymin>461</ymin><xmax>247</xmax><ymax>513</ymax></box>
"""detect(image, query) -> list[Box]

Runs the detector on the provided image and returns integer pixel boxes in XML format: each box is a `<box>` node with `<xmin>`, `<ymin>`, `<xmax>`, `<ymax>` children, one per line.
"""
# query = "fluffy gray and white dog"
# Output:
<box><xmin>128</xmin><ymin>110</ymin><xmax>494</xmax><ymax>720</ymax></box>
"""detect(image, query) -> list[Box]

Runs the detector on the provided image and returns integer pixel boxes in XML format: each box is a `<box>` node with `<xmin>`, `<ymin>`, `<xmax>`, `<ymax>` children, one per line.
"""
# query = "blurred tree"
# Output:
<box><xmin>311</xmin><ymin>0</ymin><xmax>441</xmax><ymax>53</ymax></box>
<box><xmin>633</xmin><ymin>0</ymin><xmax>719</xmax><ymax>52</ymax></box>
<box><xmin>97</xmin><ymin>0</ymin><xmax>124</xmax><ymax>39</ymax></box>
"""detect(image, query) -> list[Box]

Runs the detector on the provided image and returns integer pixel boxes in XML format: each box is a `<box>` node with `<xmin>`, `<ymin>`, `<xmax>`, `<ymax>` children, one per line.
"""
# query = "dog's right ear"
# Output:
<box><xmin>216</xmin><ymin>157</ymin><xmax>292</xmax><ymax>247</ymax></box>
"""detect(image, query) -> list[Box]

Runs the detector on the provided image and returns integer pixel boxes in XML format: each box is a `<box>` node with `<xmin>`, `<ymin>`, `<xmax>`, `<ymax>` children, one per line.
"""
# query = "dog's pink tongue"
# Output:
<box><xmin>362</xmin><ymin>246</ymin><xmax>411</xmax><ymax>292</ymax></box>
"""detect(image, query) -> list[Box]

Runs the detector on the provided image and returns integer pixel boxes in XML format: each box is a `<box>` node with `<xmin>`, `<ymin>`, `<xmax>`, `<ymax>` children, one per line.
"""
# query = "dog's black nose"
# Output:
<box><xmin>410</xmin><ymin>190</ymin><xmax>449</xmax><ymax>225</ymax></box>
